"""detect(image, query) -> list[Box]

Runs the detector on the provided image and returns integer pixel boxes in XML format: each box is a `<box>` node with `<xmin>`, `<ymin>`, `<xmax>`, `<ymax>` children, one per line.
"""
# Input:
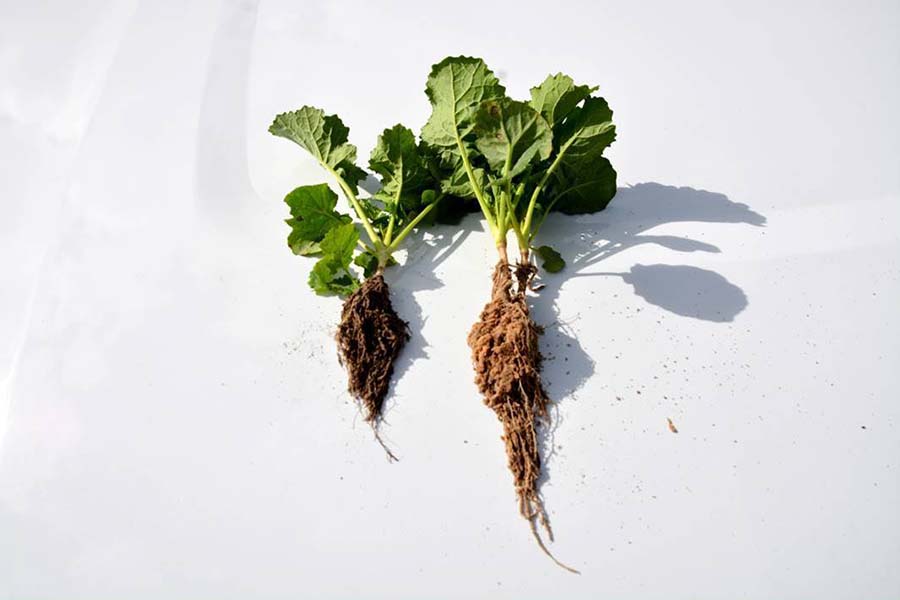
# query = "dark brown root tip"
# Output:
<box><xmin>337</xmin><ymin>274</ymin><xmax>409</xmax><ymax>452</ymax></box>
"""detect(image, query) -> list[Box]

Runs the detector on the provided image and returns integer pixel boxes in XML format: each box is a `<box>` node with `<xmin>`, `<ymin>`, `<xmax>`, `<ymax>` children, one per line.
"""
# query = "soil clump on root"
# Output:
<box><xmin>467</xmin><ymin>261</ymin><xmax>579</xmax><ymax>573</ymax></box>
<box><xmin>336</xmin><ymin>273</ymin><xmax>409</xmax><ymax>460</ymax></box>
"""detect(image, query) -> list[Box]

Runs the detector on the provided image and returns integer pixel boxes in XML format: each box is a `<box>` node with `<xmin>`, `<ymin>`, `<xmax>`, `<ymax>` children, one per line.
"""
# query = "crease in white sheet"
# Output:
<box><xmin>0</xmin><ymin>0</ymin><xmax>139</xmax><ymax>460</ymax></box>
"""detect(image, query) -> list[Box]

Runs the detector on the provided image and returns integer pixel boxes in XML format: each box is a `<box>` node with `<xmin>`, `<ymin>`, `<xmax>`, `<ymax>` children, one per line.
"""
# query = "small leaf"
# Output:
<box><xmin>529</xmin><ymin>73</ymin><xmax>596</xmax><ymax>129</ymax></box>
<box><xmin>353</xmin><ymin>251</ymin><xmax>379</xmax><ymax>278</ymax></box>
<box><xmin>535</xmin><ymin>245</ymin><xmax>565</xmax><ymax>273</ymax></box>
<box><xmin>307</xmin><ymin>222</ymin><xmax>360</xmax><ymax>296</ymax></box>
<box><xmin>369</xmin><ymin>124</ymin><xmax>427</xmax><ymax>198</ymax></box>
<box><xmin>319</xmin><ymin>221</ymin><xmax>358</xmax><ymax>264</ymax></box>
<box><xmin>283</xmin><ymin>184</ymin><xmax>352</xmax><ymax>252</ymax></box>
<box><xmin>308</xmin><ymin>259</ymin><xmax>358</xmax><ymax>296</ymax></box>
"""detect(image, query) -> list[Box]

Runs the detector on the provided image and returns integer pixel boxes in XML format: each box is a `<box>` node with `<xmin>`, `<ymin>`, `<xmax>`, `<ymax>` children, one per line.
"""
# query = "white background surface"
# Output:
<box><xmin>2</xmin><ymin>1</ymin><xmax>899</xmax><ymax>598</ymax></box>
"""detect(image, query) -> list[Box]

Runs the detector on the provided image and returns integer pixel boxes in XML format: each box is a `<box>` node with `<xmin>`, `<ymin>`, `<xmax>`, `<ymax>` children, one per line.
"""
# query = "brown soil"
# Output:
<box><xmin>336</xmin><ymin>273</ymin><xmax>409</xmax><ymax>460</ymax></box>
<box><xmin>467</xmin><ymin>259</ymin><xmax>579</xmax><ymax>573</ymax></box>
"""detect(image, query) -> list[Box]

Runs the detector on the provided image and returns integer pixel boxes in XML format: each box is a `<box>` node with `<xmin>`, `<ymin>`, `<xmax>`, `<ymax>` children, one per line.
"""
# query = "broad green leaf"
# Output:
<box><xmin>556</xmin><ymin>97</ymin><xmax>616</xmax><ymax>168</ymax></box>
<box><xmin>286</xmin><ymin>226</ymin><xmax>321</xmax><ymax>256</ymax></box>
<box><xmin>421</xmin><ymin>57</ymin><xmax>505</xmax><ymax>149</ymax></box>
<box><xmin>421</xmin><ymin>142</ymin><xmax>485</xmax><ymax>198</ymax></box>
<box><xmin>319</xmin><ymin>221</ymin><xmax>358</xmax><ymax>265</ymax></box>
<box><xmin>542</xmin><ymin>96</ymin><xmax>617</xmax><ymax>215</ymax></box>
<box><xmin>529</xmin><ymin>73</ymin><xmax>596</xmax><ymax>128</ymax></box>
<box><xmin>283</xmin><ymin>184</ymin><xmax>352</xmax><ymax>254</ymax></box>
<box><xmin>269</xmin><ymin>106</ymin><xmax>366</xmax><ymax>191</ymax></box>
<box><xmin>552</xmin><ymin>156</ymin><xmax>617</xmax><ymax>214</ymax></box>
<box><xmin>369</xmin><ymin>124</ymin><xmax>427</xmax><ymax>199</ymax></box>
<box><xmin>474</xmin><ymin>98</ymin><xmax>552</xmax><ymax>179</ymax></box>
<box><xmin>308</xmin><ymin>222</ymin><xmax>360</xmax><ymax>296</ymax></box>
<box><xmin>535</xmin><ymin>245</ymin><xmax>565</xmax><ymax>272</ymax></box>
<box><xmin>368</xmin><ymin>124</ymin><xmax>436</xmax><ymax>229</ymax></box>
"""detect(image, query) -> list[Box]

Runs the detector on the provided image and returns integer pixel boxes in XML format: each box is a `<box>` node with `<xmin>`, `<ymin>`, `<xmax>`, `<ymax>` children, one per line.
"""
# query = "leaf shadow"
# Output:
<box><xmin>379</xmin><ymin>215</ymin><xmax>482</xmax><ymax>413</ymax></box>
<box><xmin>530</xmin><ymin>182</ymin><xmax>766</xmax><ymax>485</ymax></box>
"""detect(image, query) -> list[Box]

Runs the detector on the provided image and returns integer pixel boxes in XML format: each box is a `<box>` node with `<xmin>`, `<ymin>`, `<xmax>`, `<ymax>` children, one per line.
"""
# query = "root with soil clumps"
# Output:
<box><xmin>336</xmin><ymin>273</ymin><xmax>409</xmax><ymax>460</ymax></box>
<box><xmin>467</xmin><ymin>260</ymin><xmax>579</xmax><ymax>573</ymax></box>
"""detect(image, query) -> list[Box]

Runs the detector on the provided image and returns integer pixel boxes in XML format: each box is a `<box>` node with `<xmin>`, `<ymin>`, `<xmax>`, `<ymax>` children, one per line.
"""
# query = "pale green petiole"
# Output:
<box><xmin>386</xmin><ymin>194</ymin><xmax>444</xmax><ymax>254</ymax></box>
<box><xmin>325</xmin><ymin>164</ymin><xmax>384</xmax><ymax>250</ymax></box>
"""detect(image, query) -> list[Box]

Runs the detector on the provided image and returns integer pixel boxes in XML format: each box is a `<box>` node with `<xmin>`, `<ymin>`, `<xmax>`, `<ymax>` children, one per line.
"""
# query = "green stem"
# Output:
<box><xmin>455</xmin><ymin>138</ymin><xmax>497</xmax><ymax>236</ymax></box>
<box><xmin>505</xmin><ymin>192</ymin><xmax>528</xmax><ymax>252</ymax></box>
<box><xmin>387</xmin><ymin>194</ymin><xmax>444</xmax><ymax>252</ymax></box>
<box><xmin>383</xmin><ymin>214</ymin><xmax>395</xmax><ymax>246</ymax></box>
<box><xmin>531</xmin><ymin>178</ymin><xmax>600</xmax><ymax>237</ymax></box>
<box><xmin>521</xmin><ymin>138</ymin><xmax>574</xmax><ymax>236</ymax></box>
<box><xmin>383</xmin><ymin>176</ymin><xmax>403</xmax><ymax>246</ymax></box>
<box><xmin>325</xmin><ymin>165</ymin><xmax>383</xmax><ymax>248</ymax></box>
<box><xmin>496</xmin><ymin>187</ymin><xmax>507</xmax><ymax>238</ymax></box>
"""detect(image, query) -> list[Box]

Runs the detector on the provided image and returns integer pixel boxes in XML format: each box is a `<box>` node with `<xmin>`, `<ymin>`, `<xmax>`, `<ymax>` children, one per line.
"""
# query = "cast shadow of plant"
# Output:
<box><xmin>377</xmin><ymin>214</ymin><xmax>481</xmax><ymax>418</ymax></box>
<box><xmin>531</xmin><ymin>182</ymin><xmax>766</xmax><ymax>472</ymax></box>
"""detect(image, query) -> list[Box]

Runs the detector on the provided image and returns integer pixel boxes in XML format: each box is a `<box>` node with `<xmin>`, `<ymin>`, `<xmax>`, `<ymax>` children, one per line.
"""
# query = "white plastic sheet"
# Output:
<box><xmin>2</xmin><ymin>1</ymin><xmax>899</xmax><ymax>597</ymax></box>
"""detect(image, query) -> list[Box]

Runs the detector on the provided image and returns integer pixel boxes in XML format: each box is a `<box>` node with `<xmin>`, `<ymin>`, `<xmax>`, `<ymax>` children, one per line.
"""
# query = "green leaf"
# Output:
<box><xmin>535</xmin><ymin>245</ymin><xmax>565</xmax><ymax>272</ymax></box>
<box><xmin>309</xmin><ymin>260</ymin><xmax>358</xmax><ymax>296</ymax></box>
<box><xmin>286</xmin><ymin>227</ymin><xmax>321</xmax><ymax>256</ymax></box>
<box><xmin>269</xmin><ymin>106</ymin><xmax>365</xmax><ymax>191</ymax></box>
<box><xmin>421</xmin><ymin>142</ymin><xmax>485</xmax><ymax>199</ymax></box>
<box><xmin>421</xmin><ymin>57</ymin><xmax>505</xmax><ymax>149</ymax></box>
<box><xmin>319</xmin><ymin>221</ymin><xmax>358</xmax><ymax>264</ymax></box>
<box><xmin>543</xmin><ymin>96</ymin><xmax>617</xmax><ymax>215</ymax></box>
<box><xmin>474</xmin><ymin>98</ymin><xmax>553</xmax><ymax>179</ymax></box>
<box><xmin>369</xmin><ymin>124</ymin><xmax>427</xmax><ymax>198</ymax></box>
<box><xmin>529</xmin><ymin>73</ymin><xmax>596</xmax><ymax>128</ymax></box>
<box><xmin>556</xmin><ymin>97</ymin><xmax>616</xmax><ymax>169</ymax></box>
<box><xmin>308</xmin><ymin>222</ymin><xmax>360</xmax><ymax>296</ymax></box>
<box><xmin>353</xmin><ymin>251</ymin><xmax>379</xmax><ymax>278</ymax></box>
<box><xmin>283</xmin><ymin>184</ymin><xmax>352</xmax><ymax>254</ymax></box>
<box><xmin>552</xmin><ymin>156</ymin><xmax>618</xmax><ymax>214</ymax></box>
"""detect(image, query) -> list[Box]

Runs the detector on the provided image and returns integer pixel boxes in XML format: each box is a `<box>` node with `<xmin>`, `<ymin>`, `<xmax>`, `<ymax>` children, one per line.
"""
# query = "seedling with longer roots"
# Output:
<box><xmin>420</xmin><ymin>56</ymin><xmax>617</xmax><ymax>570</ymax></box>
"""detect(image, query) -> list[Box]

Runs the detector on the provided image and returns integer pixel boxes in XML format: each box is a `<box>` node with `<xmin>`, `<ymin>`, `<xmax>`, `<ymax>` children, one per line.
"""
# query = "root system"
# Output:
<box><xmin>336</xmin><ymin>273</ymin><xmax>409</xmax><ymax>460</ymax></box>
<box><xmin>467</xmin><ymin>260</ymin><xmax>578</xmax><ymax>573</ymax></box>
